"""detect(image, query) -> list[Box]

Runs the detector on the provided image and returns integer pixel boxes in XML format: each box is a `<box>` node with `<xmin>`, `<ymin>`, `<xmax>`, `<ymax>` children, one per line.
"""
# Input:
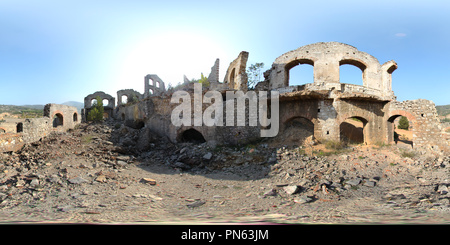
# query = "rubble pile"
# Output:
<box><xmin>0</xmin><ymin>122</ymin><xmax>449</xmax><ymax>223</ymax></box>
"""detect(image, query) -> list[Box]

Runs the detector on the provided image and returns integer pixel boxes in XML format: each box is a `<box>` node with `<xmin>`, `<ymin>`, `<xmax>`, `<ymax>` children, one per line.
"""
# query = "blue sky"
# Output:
<box><xmin>0</xmin><ymin>0</ymin><xmax>449</xmax><ymax>106</ymax></box>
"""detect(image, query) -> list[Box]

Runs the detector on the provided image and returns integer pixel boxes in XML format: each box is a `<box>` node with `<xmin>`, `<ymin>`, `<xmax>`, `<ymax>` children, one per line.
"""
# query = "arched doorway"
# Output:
<box><xmin>16</xmin><ymin>123</ymin><xmax>23</xmax><ymax>133</ymax></box>
<box><xmin>388</xmin><ymin>114</ymin><xmax>414</xmax><ymax>147</ymax></box>
<box><xmin>340</xmin><ymin>116</ymin><xmax>368</xmax><ymax>144</ymax></box>
<box><xmin>272</xmin><ymin>116</ymin><xmax>315</xmax><ymax>147</ymax></box>
<box><xmin>180</xmin><ymin>128</ymin><xmax>206</xmax><ymax>144</ymax></box>
<box><xmin>53</xmin><ymin>113</ymin><xmax>64</xmax><ymax>128</ymax></box>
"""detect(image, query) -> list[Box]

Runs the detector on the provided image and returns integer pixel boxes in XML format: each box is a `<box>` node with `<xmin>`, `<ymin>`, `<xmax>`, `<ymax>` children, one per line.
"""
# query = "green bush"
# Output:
<box><xmin>397</xmin><ymin>116</ymin><xmax>409</xmax><ymax>130</ymax></box>
<box><xmin>87</xmin><ymin>96</ymin><xmax>104</xmax><ymax>122</ymax></box>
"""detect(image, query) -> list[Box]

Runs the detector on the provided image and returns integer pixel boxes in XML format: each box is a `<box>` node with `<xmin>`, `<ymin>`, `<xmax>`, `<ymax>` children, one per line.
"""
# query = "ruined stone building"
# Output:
<box><xmin>3</xmin><ymin>42</ymin><xmax>446</xmax><ymax>154</ymax></box>
<box><xmin>0</xmin><ymin>104</ymin><xmax>80</xmax><ymax>152</ymax></box>
<box><xmin>78</xmin><ymin>42</ymin><xmax>448</xmax><ymax>153</ymax></box>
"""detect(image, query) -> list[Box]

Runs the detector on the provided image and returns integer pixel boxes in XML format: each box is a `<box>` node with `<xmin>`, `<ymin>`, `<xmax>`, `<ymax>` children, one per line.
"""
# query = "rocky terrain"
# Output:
<box><xmin>0</xmin><ymin>122</ymin><xmax>449</xmax><ymax>224</ymax></box>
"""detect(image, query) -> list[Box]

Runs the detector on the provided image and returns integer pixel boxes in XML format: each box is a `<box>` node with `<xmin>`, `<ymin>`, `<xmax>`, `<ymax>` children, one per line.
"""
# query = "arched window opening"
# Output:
<box><xmin>181</xmin><ymin>129</ymin><xmax>206</xmax><ymax>144</ymax></box>
<box><xmin>102</xmin><ymin>99</ymin><xmax>109</xmax><ymax>107</ymax></box>
<box><xmin>16</xmin><ymin>123</ymin><xmax>23</xmax><ymax>133</ymax></box>
<box><xmin>340</xmin><ymin>117</ymin><xmax>367</xmax><ymax>145</ymax></box>
<box><xmin>339</xmin><ymin>59</ymin><xmax>366</xmax><ymax>86</ymax></box>
<box><xmin>388</xmin><ymin>115</ymin><xmax>413</xmax><ymax>147</ymax></box>
<box><xmin>121</xmin><ymin>95</ymin><xmax>128</xmax><ymax>105</ymax></box>
<box><xmin>73</xmin><ymin>112</ymin><xmax>78</xmax><ymax>122</ymax></box>
<box><xmin>285</xmin><ymin>59</ymin><xmax>314</xmax><ymax>87</ymax></box>
<box><xmin>53</xmin><ymin>114</ymin><xmax>64</xmax><ymax>128</ymax></box>
<box><xmin>339</xmin><ymin>64</ymin><xmax>364</xmax><ymax>86</ymax></box>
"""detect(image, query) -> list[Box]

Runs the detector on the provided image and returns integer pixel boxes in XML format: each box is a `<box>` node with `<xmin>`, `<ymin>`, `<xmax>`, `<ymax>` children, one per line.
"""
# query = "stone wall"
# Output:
<box><xmin>267</xmin><ymin>42</ymin><xmax>397</xmax><ymax>98</ymax></box>
<box><xmin>223</xmin><ymin>51</ymin><xmax>249</xmax><ymax>91</ymax></box>
<box><xmin>83</xmin><ymin>42</ymin><xmax>449</xmax><ymax>154</ymax></box>
<box><xmin>83</xmin><ymin>91</ymin><xmax>115</xmax><ymax>120</ymax></box>
<box><xmin>388</xmin><ymin>99</ymin><xmax>449</xmax><ymax>152</ymax></box>
<box><xmin>0</xmin><ymin>104</ymin><xmax>80</xmax><ymax>153</ymax></box>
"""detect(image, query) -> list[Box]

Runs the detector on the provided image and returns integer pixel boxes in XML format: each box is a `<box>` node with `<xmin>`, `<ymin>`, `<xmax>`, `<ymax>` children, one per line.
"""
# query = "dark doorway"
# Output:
<box><xmin>181</xmin><ymin>129</ymin><xmax>206</xmax><ymax>144</ymax></box>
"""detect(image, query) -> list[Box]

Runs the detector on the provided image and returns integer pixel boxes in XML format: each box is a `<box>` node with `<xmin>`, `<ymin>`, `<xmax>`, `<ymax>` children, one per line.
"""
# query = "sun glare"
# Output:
<box><xmin>118</xmin><ymin>31</ymin><xmax>229</xmax><ymax>89</ymax></box>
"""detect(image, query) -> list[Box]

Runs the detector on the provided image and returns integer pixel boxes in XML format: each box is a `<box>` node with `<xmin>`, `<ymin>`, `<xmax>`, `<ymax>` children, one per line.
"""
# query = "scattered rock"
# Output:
<box><xmin>364</xmin><ymin>181</ymin><xmax>376</xmax><ymax>187</ymax></box>
<box><xmin>437</xmin><ymin>184</ymin><xmax>448</xmax><ymax>195</ymax></box>
<box><xmin>30</xmin><ymin>178</ymin><xmax>39</xmax><ymax>187</ymax></box>
<box><xmin>346</xmin><ymin>178</ymin><xmax>361</xmax><ymax>186</ymax></box>
<box><xmin>68</xmin><ymin>177</ymin><xmax>88</xmax><ymax>185</ymax></box>
<box><xmin>283</xmin><ymin>185</ymin><xmax>300</xmax><ymax>195</ymax></box>
<box><xmin>294</xmin><ymin>196</ymin><xmax>312</xmax><ymax>204</ymax></box>
<box><xmin>263</xmin><ymin>188</ymin><xmax>277</xmax><ymax>197</ymax></box>
<box><xmin>203</xmin><ymin>152</ymin><xmax>213</xmax><ymax>160</ymax></box>
<box><xmin>187</xmin><ymin>200</ymin><xmax>205</xmax><ymax>208</ymax></box>
<box><xmin>95</xmin><ymin>175</ymin><xmax>107</xmax><ymax>183</ymax></box>
<box><xmin>141</xmin><ymin>178</ymin><xmax>157</xmax><ymax>185</ymax></box>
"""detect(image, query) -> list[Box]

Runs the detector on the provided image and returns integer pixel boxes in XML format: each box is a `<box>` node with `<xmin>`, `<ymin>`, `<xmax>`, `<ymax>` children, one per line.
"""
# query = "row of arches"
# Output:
<box><xmin>173</xmin><ymin>113</ymin><xmax>415</xmax><ymax>147</ymax></box>
<box><xmin>281</xmin><ymin>113</ymin><xmax>415</xmax><ymax>147</ymax></box>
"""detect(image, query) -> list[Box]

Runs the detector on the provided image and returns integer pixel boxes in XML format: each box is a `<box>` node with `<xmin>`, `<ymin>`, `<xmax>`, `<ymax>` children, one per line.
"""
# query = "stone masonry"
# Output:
<box><xmin>79</xmin><ymin>42</ymin><xmax>448</xmax><ymax>154</ymax></box>
<box><xmin>0</xmin><ymin>104</ymin><xmax>80</xmax><ymax>153</ymax></box>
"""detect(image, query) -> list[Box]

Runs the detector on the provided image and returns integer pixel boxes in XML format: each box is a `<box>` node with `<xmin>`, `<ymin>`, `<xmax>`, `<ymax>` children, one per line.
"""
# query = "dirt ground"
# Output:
<box><xmin>0</xmin><ymin>122</ymin><xmax>449</xmax><ymax>224</ymax></box>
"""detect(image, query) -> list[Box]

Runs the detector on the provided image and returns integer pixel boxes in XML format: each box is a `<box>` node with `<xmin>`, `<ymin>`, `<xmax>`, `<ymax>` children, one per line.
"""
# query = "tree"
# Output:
<box><xmin>87</xmin><ymin>96</ymin><xmax>104</xmax><ymax>122</ymax></box>
<box><xmin>198</xmin><ymin>73</ymin><xmax>210</xmax><ymax>87</ymax></box>
<box><xmin>247</xmin><ymin>62</ymin><xmax>264</xmax><ymax>89</ymax></box>
<box><xmin>397</xmin><ymin>116</ymin><xmax>409</xmax><ymax>130</ymax></box>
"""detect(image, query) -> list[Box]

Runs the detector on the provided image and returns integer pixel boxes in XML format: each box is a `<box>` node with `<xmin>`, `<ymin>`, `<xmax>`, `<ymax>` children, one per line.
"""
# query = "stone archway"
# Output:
<box><xmin>387</xmin><ymin>110</ymin><xmax>416</xmax><ymax>147</ymax></box>
<box><xmin>53</xmin><ymin>113</ymin><xmax>64</xmax><ymax>128</ymax></box>
<box><xmin>339</xmin><ymin>116</ymin><xmax>368</xmax><ymax>145</ymax></box>
<box><xmin>179</xmin><ymin>128</ymin><xmax>206</xmax><ymax>144</ymax></box>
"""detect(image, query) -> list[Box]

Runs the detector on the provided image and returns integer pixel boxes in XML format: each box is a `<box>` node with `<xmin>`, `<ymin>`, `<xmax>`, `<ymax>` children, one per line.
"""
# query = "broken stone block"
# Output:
<box><xmin>283</xmin><ymin>185</ymin><xmax>300</xmax><ymax>195</ymax></box>
<box><xmin>346</xmin><ymin>178</ymin><xmax>361</xmax><ymax>186</ymax></box>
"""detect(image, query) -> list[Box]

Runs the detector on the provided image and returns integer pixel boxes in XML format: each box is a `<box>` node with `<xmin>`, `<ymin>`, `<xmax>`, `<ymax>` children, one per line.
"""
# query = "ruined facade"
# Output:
<box><xmin>79</xmin><ymin>42</ymin><xmax>448</xmax><ymax>153</ymax></box>
<box><xmin>0</xmin><ymin>104</ymin><xmax>80</xmax><ymax>153</ymax></box>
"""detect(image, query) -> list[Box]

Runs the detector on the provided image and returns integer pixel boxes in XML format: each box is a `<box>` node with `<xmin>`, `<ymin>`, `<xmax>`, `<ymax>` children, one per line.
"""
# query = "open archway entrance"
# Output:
<box><xmin>340</xmin><ymin>116</ymin><xmax>368</xmax><ymax>145</ymax></box>
<box><xmin>270</xmin><ymin>116</ymin><xmax>315</xmax><ymax>147</ymax></box>
<box><xmin>180</xmin><ymin>129</ymin><xmax>206</xmax><ymax>144</ymax></box>
<box><xmin>388</xmin><ymin>114</ymin><xmax>414</xmax><ymax>147</ymax></box>
<box><xmin>53</xmin><ymin>114</ymin><xmax>64</xmax><ymax>128</ymax></box>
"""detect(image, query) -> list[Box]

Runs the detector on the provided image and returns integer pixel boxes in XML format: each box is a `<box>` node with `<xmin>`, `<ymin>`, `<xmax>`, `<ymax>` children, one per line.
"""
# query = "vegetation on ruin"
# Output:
<box><xmin>247</xmin><ymin>62</ymin><xmax>264</xmax><ymax>89</ymax></box>
<box><xmin>87</xmin><ymin>96</ymin><xmax>104</xmax><ymax>122</ymax></box>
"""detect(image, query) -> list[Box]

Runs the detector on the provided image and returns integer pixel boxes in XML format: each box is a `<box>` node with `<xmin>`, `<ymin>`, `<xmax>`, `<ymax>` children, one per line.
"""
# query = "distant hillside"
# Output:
<box><xmin>61</xmin><ymin>101</ymin><xmax>83</xmax><ymax>113</ymax></box>
<box><xmin>436</xmin><ymin>104</ymin><xmax>450</xmax><ymax>116</ymax></box>
<box><xmin>0</xmin><ymin>101</ymin><xmax>84</xmax><ymax>117</ymax></box>
<box><xmin>0</xmin><ymin>105</ymin><xmax>43</xmax><ymax>118</ymax></box>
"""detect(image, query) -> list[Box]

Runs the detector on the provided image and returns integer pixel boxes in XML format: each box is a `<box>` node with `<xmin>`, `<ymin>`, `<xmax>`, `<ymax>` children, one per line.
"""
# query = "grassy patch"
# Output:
<box><xmin>81</xmin><ymin>135</ymin><xmax>93</xmax><ymax>144</ymax></box>
<box><xmin>400</xmin><ymin>150</ymin><xmax>416</xmax><ymax>159</ymax></box>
